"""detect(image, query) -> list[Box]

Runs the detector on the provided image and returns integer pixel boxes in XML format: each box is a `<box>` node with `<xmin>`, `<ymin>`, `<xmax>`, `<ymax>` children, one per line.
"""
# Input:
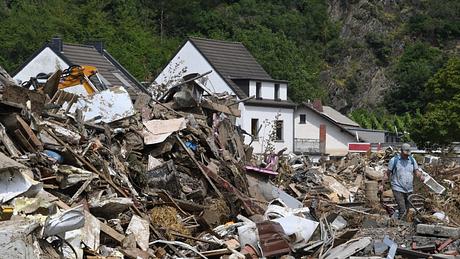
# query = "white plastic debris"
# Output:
<box><xmin>421</xmin><ymin>169</ymin><xmax>446</xmax><ymax>194</ymax></box>
<box><xmin>42</xmin><ymin>205</ymin><xmax>85</xmax><ymax>237</ymax></box>
<box><xmin>81</xmin><ymin>212</ymin><xmax>101</xmax><ymax>252</ymax></box>
<box><xmin>0</xmin><ymin>152</ymin><xmax>42</xmax><ymax>203</ymax></box>
<box><xmin>331</xmin><ymin>215</ymin><xmax>348</xmax><ymax>231</ymax></box>
<box><xmin>433</xmin><ymin>211</ymin><xmax>450</xmax><ymax>223</ymax></box>
<box><xmin>72</xmin><ymin>86</ymin><xmax>135</xmax><ymax>123</ymax></box>
<box><xmin>264</xmin><ymin>202</ymin><xmax>311</xmax><ymax>220</ymax></box>
<box><xmin>0</xmin><ymin>219</ymin><xmax>41</xmax><ymax>259</ymax></box>
<box><xmin>272</xmin><ymin>215</ymin><xmax>319</xmax><ymax>246</ymax></box>
<box><xmin>126</xmin><ymin>215</ymin><xmax>150</xmax><ymax>251</ymax></box>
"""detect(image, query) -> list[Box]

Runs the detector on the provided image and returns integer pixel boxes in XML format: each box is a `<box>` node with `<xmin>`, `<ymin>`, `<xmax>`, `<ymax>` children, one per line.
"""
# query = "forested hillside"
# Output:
<box><xmin>0</xmin><ymin>0</ymin><xmax>459</xmax><ymax>146</ymax></box>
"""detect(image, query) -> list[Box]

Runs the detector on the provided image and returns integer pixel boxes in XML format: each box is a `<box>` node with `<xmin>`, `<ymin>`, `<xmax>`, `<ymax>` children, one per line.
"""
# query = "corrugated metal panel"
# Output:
<box><xmin>256</xmin><ymin>221</ymin><xmax>291</xmax><ymax>257</ymax></box>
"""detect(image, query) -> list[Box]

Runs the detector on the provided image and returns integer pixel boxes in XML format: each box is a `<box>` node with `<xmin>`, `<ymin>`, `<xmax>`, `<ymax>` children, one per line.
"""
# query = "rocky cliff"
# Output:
<box><xmin>323</xmin><ymin>0</ymin><xmax>414</xmax><ymax>112</ymax></box>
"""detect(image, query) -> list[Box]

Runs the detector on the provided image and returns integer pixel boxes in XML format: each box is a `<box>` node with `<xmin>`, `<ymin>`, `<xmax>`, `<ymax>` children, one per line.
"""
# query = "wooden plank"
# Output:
<box><xmin>16</xmin><ymin>114</ymin><xmax>43</xmax><ymax>151</ymax></box>
<box><xmin>46</xmin><ymin>128</ymin><xmax>184</xmax><ymax>257</ymax></box>
<box><xmin>99</xmin><ymin>221</ymin><xmax>125</xmax><ymax>243</ymax></box>
<box><xmin>14</xmin><ymin>129</ymin><xmax>36</xmax><ymax>152</ymax></box>
<box><xmin>396</xmin><ymin>247</ymin><xmax>447</xmax><ymax>259</ymax></box>
<box><xmin>201</xmin><ymin>248</ymin><xmax>232</xmax><ymax>257</ymax></box>
<box><xmin>43</xmin><ymin>69</ymin><xmax>62</xmax><ymax>97</ymax></box>
<box><xmin>0</xmin><ymin>123</ymin><xmax>21</xmax><ymax>157</ymax></box>
<box><xmin>176</xmin><ymin>135</ymin><xmax>223</xmax><ymax>199</ymax></box>
<box><xmin>53</xmin><ymin>195</ymin><xmax>126</xmax><ymax>243</ymax></box>
<box><xmin>157</xmin><ymin>190</ymin><xmax>188</xmax><ymax>216</ymax></box>
<box><xmin>201</xmin><ymin>99</ymin><xmax>241</xmax><ymax>117</ymax></box>
<box><xmin>289</xmin><ymin>183</ymin><xmax>302</xmax><ymax>198</ymax></box>
<box><xmin>2</xmin><ymin>84</ymin><xmax>46</xmax><ymax>112</ymax></box>
<box><xmin>416</xmin><ymin>224</ymin><xmax>460</xmax><ymax>238</ymax></box>
<box><xmin>68</xmin><ymin>174</ymin><xmax>96</xmax><ymax>205</ymax></box>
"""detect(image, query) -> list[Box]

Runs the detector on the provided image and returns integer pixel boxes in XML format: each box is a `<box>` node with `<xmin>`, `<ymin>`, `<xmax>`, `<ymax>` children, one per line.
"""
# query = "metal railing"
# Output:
<box><xmin>294</xmin><ymin>138</ymin><xmax>320</xmax><ymax>153</ymax></box>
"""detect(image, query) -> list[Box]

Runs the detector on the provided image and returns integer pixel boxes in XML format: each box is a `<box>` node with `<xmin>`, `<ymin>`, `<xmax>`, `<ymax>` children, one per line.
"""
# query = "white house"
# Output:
<box><xmin>155</xmin><ymin>37</ymin><xmax>296</xmax><ymax>153</ymax></box>
<box><xmin>294</xmin><ymin>100</ymin><xmax>386</xmax><ymax>156</ymax></box>
<box><xmin>12</xmin><ymin>37</ymin><xmax>147</xmax><ymax>95</ymax></box>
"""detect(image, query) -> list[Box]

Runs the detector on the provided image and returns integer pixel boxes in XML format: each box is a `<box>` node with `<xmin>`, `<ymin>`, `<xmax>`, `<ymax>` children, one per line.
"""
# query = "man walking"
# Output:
<box><xmin>379</xmin><ymin>143</ymin><xmax>424</xmax><ymax>220</ymax></box>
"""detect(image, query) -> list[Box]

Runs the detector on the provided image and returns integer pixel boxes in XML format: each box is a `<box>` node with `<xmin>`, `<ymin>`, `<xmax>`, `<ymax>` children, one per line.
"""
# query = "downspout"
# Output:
<box><xmin>292</xmin><ymin>106</ymin><xmax>296</xmax><ymax>153</ymax></box>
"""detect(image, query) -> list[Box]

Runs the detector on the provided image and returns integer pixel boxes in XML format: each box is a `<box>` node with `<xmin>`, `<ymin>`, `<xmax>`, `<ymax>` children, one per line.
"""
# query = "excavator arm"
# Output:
<box><xmin>58</xmin><ymin>65</ymin><xmax>106</xmax><ymax>95</ymax></box>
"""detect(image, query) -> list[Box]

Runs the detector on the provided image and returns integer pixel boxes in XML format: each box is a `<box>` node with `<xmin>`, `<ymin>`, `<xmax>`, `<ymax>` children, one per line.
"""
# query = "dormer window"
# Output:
<box><xmin>274</xmin><ymin>83</ymin><xmax>280</xmax><ymax>100</ymax></box>
<box><xmin>256</xmin><ymin>82</ymin><xmax>262</xmax><ymax>99</ymax></box>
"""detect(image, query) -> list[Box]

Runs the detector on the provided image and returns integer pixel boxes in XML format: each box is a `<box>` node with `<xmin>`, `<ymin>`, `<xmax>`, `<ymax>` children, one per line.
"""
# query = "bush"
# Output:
<box><xmin>365</xmin><ymin>32</ymin><xmax>391</xmax><ymax>65</ymax></box>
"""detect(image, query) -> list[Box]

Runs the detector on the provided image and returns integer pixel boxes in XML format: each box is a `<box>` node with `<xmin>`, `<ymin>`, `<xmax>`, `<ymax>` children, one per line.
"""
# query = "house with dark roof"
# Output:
<box><xmin>13</xmin><ymin>37</ymin><xmax>147</xmax><ymax>96</ymax></box>
<box><xmin>295</xmin><ymin>100</ymin><xmax>386</xmax><ymax>156</ymax></box>
<box><xmin>155</xmin><ymin>37</ymin><xmax>296</xmax><ymax>153</ymax></box>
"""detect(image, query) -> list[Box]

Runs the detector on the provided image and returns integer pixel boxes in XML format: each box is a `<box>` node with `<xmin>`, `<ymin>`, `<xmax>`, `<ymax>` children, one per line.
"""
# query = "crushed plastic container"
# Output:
<box><xmin>421</xmin><ymin>170</ymin><xmax>446</xmax><ymax>194</ymax></box>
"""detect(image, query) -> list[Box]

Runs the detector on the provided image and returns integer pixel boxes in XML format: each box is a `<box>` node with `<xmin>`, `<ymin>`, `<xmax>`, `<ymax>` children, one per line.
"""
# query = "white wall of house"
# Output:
<box><xmin>249</xmin><ymin>80</ymin><xmax>287</xmax><ymax>100</ymax></box>
<box><xmin>295</xmin><ymin>107</ymin><xmax>356</xmax><ymax>156</ymax></box>
<box><xmin>14</xmin><ymin>47</ymin><xmax>68</xmax><ymax>83</ymax></box>
<box><xmin>243</xmin><ymin>105</ymin><xmax>294</xmax><ymax>153</ymax></box>
<box><xmin>155</xmin><ymin>40</ymin><xmax>295</xmax><ymax>154</ymax></box>
<box><xmin>154</xmin><ymin>41</ymin><xmax>233</xmax><ymax>94</ymax></box>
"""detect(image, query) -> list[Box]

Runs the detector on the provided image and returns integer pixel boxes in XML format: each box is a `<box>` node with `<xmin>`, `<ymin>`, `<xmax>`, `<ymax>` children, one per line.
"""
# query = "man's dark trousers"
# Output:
<box><xmin>393</xmin><ymin>190</ymin><xmax>412</xmax><ymax>219</ymax></box>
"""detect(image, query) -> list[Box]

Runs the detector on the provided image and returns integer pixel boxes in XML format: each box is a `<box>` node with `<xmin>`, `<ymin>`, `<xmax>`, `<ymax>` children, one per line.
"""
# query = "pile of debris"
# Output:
<box><xmin>0</xmin><ymin>66</ymin><xmax>265</xmax><ymax>258</ymax></box>
<box><xmin>277</xmin><ymin>150</ymin><xmax>460</xmax><ymax>258</ymax></box>
<box><xmin>1</xmin><ymin>65</ymin><xmax>460</xmax><ymax>259</ymax></box>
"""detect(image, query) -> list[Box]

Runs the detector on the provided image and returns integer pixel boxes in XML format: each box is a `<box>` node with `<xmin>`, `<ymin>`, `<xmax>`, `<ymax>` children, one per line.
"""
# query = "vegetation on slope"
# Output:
<box><xmin>0</xmin><ymin>0</ymin><xmax>458</xmax><ymax>146</ymax></box>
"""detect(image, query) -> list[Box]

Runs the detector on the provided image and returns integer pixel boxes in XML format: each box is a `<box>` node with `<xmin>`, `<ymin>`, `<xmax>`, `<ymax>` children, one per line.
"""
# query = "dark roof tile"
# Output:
<box><xmin>189</xmin><ymin>37</ymin><xmax>278</xmax><ymax>99</ymax></box>
<box><xmin>189</xmin><ymin>37</ymin><xmax>272</xmax><ymax>80</ymax></box>
<box><xmin>58</xmin><ymin>43</ymin><xmax>146</xmax><ymax>93</ymax></box>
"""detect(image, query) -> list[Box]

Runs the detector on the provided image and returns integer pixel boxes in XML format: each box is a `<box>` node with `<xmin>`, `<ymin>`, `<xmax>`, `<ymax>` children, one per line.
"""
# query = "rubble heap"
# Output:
<box><xmin>0</xmin><ymin>66</ymin><xmax>460</xmax><ymax>259</ymax></box>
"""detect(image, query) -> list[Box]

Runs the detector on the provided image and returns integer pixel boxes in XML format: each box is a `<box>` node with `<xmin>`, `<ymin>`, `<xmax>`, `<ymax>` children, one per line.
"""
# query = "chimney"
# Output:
<box><xmin>319</xmin><ymin>124</ymin><xmax>326</xmax><ymax>154</ymax></box>
<box><xmin>312</xmin><ymin>99</ymin><xmax>323</xmax><ymax>112</ymax></box>
<box><xmin>50</xmin><ymin>37</ymin><xmax>63</xmax><ymax>52</ymax></box>
<box><xmin>92</xmin><ymin>41</ymin><xmax>104</xmax><ymax>54</ymax></box>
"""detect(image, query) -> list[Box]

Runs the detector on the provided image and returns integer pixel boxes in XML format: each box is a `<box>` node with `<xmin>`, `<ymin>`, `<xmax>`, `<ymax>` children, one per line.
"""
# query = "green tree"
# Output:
<box><xmin>365</xmin><ymin>32</ymin><xmax>391</xmax><ymax>65</ymax></box>
<box><xmin>411</xmin><ymin>57</ymin><xmax>460</xmax><ymax>147</ymax></box>
<box><xmin>407</xmin><ymin>0</ymin><xmax>460</xmax><ymax>43</ymax></box>
<box><xmin>0</xmin><ymin>0</ymin><xmax>339</xmax><ymax>102</ymax></box>
<box><xmin>188</xmin><ymin>0</ymin><xmax>339</xmax><ymax>102</ymax></box>
<box><xmin>385</xmin><ymin>41</ymin><xmax>445</xmax><ymax>114</ymax></box>
<box><xmin>0</xmin><ymin>0</ymin><xmax>83</xmax><ymax>72</ymax></box>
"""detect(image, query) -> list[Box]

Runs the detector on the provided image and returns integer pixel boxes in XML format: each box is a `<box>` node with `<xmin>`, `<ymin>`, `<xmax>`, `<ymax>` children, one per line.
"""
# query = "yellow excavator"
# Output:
<box><xmin>58</xmin><ymin>65</ymin><xmax>105</xmax><ymax>95</ymax></box>
<box><xmin>22</xmin><ymin>65</ymin><xmax>106</xmax><ymax>96</ymax></box>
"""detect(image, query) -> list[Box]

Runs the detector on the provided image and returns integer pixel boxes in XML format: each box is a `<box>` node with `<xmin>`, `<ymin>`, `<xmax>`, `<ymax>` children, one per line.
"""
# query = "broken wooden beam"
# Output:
<box><xmin>201</xmin><ymin>99</ymin><xmax>241</xmax><ymax>117</ymax></box>
<box><xmin>176</xmin><ymin>135</ymin><xmax>223</xmax><ymax>199</ymax></box>
<box><xmin>199</xmin><ymin>161</ymin><xmax>265</xmax><ymax>215</ymax></box>
<box><xmin>2</xmin><ymin>84</ymin><xmax>46</xmax><ymax>112</ymax></box>
<box><xmin>52</xmin><ymin>193</ymin><xmax>126</xmax><ymax>243</ymax></box>
<box><xmin>0</xmin><ymin>123</ymin><xmax>21</xmax><ymax>157</ymax></box>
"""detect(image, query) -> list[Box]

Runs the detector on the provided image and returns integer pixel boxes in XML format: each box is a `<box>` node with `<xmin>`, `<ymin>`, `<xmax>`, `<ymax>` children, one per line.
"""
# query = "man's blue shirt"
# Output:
<box><xmin>388</xmin><ymin>156</ymin><xmax>418</xmax><ymax>193</ymax></box>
